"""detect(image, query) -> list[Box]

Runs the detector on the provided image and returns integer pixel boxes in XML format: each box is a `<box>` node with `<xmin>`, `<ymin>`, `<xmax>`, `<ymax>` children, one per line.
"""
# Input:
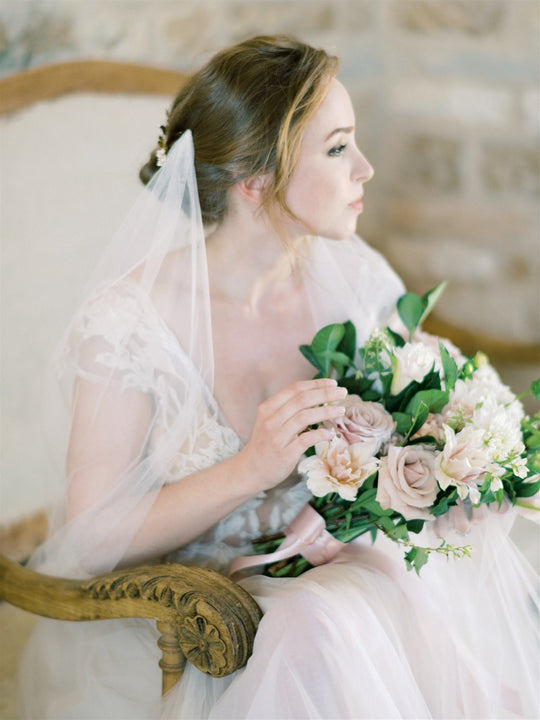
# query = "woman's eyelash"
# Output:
<box><xmin>328</xmin><ymin>144</ymin><xmax>347</xmax><ymax>157</ymax></box>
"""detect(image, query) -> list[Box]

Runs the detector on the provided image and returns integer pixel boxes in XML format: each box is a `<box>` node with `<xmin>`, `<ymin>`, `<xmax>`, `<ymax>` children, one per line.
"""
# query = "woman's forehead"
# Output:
<box><xmin>303</xmin><ymin>79</ymin><xmax>356</xmax><ymax>144</ymax></box>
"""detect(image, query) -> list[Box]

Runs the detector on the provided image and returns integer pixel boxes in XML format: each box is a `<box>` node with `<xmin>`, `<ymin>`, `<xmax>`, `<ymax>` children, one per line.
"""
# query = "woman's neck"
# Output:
<box><xmin>206</xmin><ymin>210</ymin><xmax>308</xmax><ymax>313</ymax></box>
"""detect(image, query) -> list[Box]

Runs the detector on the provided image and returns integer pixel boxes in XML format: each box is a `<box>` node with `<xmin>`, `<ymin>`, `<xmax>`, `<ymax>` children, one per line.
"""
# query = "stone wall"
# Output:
<box><xmin>1</xmin><ymin>0</ymin><xmax>539</xmax><ymax>344</ymax></box>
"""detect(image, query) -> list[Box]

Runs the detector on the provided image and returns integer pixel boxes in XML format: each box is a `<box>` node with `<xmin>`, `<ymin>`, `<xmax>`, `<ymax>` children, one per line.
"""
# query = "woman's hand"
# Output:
<box><xmin>238</xmin><ymin>378</ymin><xmax>347</xmax><ymax>492</ymax></box>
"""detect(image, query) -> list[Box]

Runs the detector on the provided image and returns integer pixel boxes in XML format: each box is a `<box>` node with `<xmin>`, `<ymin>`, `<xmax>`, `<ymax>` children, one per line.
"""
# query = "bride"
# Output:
<box><xmin>19</xmin><ymin>35</ymin><xmax>539</xmax><ymax>719</ymax></box>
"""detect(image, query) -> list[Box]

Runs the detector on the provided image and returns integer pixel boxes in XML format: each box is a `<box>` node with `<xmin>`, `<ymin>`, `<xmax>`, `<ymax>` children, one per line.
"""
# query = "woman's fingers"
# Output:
<box><xmin>253</xmin><ymin>380</ymin><xmax>347</xmax><ymax>452</ymax></box>
<box><xmin>258</xmin><ymin>378</ymin><xmax>346</xmax><ymax>418</ymax></box>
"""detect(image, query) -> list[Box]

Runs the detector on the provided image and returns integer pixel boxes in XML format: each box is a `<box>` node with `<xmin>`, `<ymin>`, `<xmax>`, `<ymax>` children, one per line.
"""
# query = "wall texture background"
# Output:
<box><xmin>0</xmin><ymin>1</ymin><xmax>539</xmax><ymax>520</ymax></box>
<box><xmin>1</xmin><ymin>0</ymin><xmax>538</xmax><ymax>340</ymax></box>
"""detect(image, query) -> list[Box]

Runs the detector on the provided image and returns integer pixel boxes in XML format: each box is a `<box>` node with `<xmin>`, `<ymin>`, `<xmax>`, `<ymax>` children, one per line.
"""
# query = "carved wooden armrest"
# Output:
<box><xmin>0</xmin><ymin>555</ymin><xmax>262</xmax><ymax>694</ymax></box>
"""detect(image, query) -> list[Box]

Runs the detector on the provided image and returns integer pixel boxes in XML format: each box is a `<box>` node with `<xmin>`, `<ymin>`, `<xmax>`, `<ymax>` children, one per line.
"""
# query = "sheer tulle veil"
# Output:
<box><xmin>30</xmin><ymin>130</ymin><xmax>214</xmax><ymax>577</ymax></box>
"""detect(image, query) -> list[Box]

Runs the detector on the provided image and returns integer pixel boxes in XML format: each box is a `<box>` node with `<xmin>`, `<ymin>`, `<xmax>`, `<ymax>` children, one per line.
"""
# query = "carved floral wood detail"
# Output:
<box><xmin>0</xmin><ymin>556</ymin><xmax>262</xmax><ymax>693</ymax></box>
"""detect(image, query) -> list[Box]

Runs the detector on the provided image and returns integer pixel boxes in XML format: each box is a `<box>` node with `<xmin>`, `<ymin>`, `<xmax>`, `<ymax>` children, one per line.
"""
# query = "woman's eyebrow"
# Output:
<box><xmin>324</xmin><ymin>126</ymin><xmax>354</xmax><ymax>141</ymax></box>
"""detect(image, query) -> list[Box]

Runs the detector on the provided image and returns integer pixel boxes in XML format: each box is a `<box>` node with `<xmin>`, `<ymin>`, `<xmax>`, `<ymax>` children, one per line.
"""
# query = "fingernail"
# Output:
<box><xmin>336</xmin><ymin>386</ymin><xmax>347</xmax><ymax>396</ymax></box>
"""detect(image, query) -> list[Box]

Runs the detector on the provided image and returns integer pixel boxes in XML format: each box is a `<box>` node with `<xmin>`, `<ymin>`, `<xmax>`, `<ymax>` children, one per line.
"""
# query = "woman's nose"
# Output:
<box><xmin>353</xmin><ymin>150</ymin><xmax>374</xmax><ymax>183</ymax></box>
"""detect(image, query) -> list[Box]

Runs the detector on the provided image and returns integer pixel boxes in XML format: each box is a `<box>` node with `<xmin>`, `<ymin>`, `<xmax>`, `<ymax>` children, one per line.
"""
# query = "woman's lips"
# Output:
<box><xmin>348</xmin><ymin>196</ymin><xmax>364</xmax><ymax>212</ymax></box>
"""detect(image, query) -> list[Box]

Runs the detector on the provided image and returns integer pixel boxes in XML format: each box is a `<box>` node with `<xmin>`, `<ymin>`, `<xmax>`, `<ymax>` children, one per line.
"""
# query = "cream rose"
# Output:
<box><xmin>325</xmin><ymin>395</ymin><xmax>395</xmax><ymax>452</ymax></box>
<box><xmin>376</xmin><ymin>445</ymin><xmax>438</xmax><ymax>520</ymax></box>
<box><xmin>433</xmin><ymin>424</ymin><xmax>490</xmax><ymax>504</ymax></box>
<box><xmin>299</xmin><ymin>434</ymin><xmax>379</xmax><ymax>502</ymax></box>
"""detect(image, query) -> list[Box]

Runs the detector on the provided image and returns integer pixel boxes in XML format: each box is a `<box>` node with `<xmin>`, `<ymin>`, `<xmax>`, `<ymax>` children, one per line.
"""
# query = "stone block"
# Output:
<box><xmin>399</xmin><ymin>134</ymin><xmax>462</xmax><ymax>193</ymax></box>
<box><xmin>389</xmin><ymin>80</ymin><xmax>513</xmax><ymax>128</ymax></box>
<box><xmin>337</xmin><ymin>0</ymin><xmax>375</xmax><ymax>32</ymax></box>
<box><xmin>480</xmin><ymin>141</ymin><xmax>540</xmax><ymax>197</ymax></box>
<box><xmin>19</xmin><ymin>10</ymin><xmax>74</xmax><ymax>58</ymax></box>
<box><xmin>522</xmin><ymin>90</ymin><xmax>540</xmax><ymax>133</ymax></box>
<box><xmin>0</xmin><ymin>20</ymin><xmax>7</xmax><ymax>57</ymax></box>
<box><xmin>165</xmin><ymin>7</ymin><xmax>221</xmax><ymax>65</ymax></box>
<box><xmin>392</xmin><ymin>0</ymin><xmax>505</xmax><ymax>36</ymax></box>
<box><xmin>383</xmin><ymin>235</ymin><xmax>500</xmax><ymax>283</ymax></box>
<box><xmin>228</xmin><ymin>0</ymin><xmax>336</xmax><ymax>39</ymax></box>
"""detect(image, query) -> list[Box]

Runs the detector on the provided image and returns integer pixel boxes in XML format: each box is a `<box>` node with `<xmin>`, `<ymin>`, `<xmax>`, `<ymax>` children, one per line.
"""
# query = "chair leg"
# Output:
<box><xmin>157</xmin><ymin>619</ymin><xmax>187</xmax><ymax>695</ymax></box>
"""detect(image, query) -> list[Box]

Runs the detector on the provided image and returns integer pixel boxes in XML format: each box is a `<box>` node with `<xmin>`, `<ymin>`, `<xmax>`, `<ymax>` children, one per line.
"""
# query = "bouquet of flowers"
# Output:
<box><xmin>251</xmin><ymin>284</ymin><xmax>540</xmax><ymax>576</ymax></box>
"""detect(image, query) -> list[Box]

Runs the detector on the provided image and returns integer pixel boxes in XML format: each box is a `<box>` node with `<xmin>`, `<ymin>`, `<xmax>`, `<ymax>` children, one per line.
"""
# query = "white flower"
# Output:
<box><xmin>506</xmin><ymin>455</ymin><xmax>529</xmax><ymax>479</ymax></box>
<box><xmin>391</xmin><ymin>341</ymin><xmax>439</xmax><ymax>394</ymax></box>
<box><xmin>298</xmin><ymin>434</ymin><xmax>379</xmax><ymax>501</ymax></box>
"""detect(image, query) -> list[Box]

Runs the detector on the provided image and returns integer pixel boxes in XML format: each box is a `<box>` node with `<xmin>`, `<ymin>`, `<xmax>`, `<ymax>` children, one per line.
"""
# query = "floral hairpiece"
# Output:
<box><xmin>155</xmin><ymin>122</ymin><xmax>168</xmax><ymax>168</ymax></box>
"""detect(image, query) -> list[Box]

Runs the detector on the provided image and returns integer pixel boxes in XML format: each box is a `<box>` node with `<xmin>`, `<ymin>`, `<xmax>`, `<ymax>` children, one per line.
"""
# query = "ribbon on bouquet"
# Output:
<box><xmin>229</xmin><ymin>503</ymin><xmax>346</xmax><ymax>579</ymax></box>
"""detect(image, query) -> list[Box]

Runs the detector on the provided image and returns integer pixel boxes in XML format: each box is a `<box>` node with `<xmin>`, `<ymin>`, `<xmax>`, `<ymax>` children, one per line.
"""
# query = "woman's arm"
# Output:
<box><xmin>67</xmin><ymin>376</ymin><xmax>347</xmax><ymax>565</ymax></box>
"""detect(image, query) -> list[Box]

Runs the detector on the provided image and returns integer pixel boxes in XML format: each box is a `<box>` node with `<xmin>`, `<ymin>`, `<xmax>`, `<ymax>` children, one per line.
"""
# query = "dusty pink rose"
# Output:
<box><xmin>325</xmin><ymin>395</ymin><xmax>395</xmax><ymax>452</ymax></box>
<box><xmin>376</xmin><ymin>445</ymin><xmax>438</xmax><ymax>520</ymax></box>
<box><xmin>299</xmin><ymin>434</ymin><xmax>379</xmax><ymax>502</ymax></box>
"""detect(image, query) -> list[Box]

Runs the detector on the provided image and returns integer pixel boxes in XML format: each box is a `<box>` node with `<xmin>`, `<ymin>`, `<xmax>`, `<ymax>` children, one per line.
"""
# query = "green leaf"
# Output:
<box><xmin>324</xmin><ymin>350</ymin><xmax>355</xmax><ymax>376</ymax></box>
<box><xmin>340</xmin><ymin>321</ymin><xmax>357</xmax><ymax>363</ymax></box>
<box><xmin>312</xmin><ymin>324</ymin><xmax>345</xmax><ymax>354</ymax></box>
<box><xmin>299</xmin><ymin>344</ymin><xmax>324</xmax><ymax>374</ymax></box>
<box><xmin>430</xmin><ymin>490</ymin><xmax>458</xmax><ymax>517</ymax></box>
<box><xmin>406</xmin><ymin>519</ymin><xmax>425</xmax><ymax>534</ymax></box>
<box><xmin>392</xmin><ymin>411</ymin><xmax>413</xmax><ymax>435</ymax></box>
<box><xmin>386</xmin><ymin>328</ymin><xmax>406</xmax><ymax>348</ymax></box>
<box><xmin>405</xmin><ymin>547</ymin><xmax>429</xmax><ymax>575</ymax></box>
<box><xmin>515</xmin><ymin>478</ymin><xmax>540</xmax><ymax>498</ymax></box>
<box><xmin>439</xmin><ymin>341</ymin><xmax>458</xmax><ymax>391</ymax></box>
<box><xmin>397</xmin><ymin>293</ymin><xmax>425</xmax><ymax>337</ymax></box>
<box><xmin>387</xmin><ymin>370</ymin><xmax>441</xmax><ymax>412</ymax></box>
<box><xmin>406</xmin><ymin>389</ymin><xmax>449</xmax><ymax>416</ymax></box>
<box><xmin>406</xmin><ymin>401</ymin><xmax>430</xmax><ymax>440</ymax></box>
<box><xmin>419</xmin><ymin>282</ymin><xmax>447</xmax><ymax>325</ymax></box>
<box><xmin>530</xmin><ymin>378</ymin><xmax>540</xmax><ymax>401</ymax></box>
<box><xmin>386</xmin><ymin>522</ymin><xmax>409</xmax><ymax>540</ymax></box>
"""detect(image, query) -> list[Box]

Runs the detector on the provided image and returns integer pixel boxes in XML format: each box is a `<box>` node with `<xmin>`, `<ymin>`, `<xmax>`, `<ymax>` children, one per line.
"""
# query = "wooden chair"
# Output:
<box><xmin>0</xmin><ymin>59</ymin><xmax>538</xmax><ymax>701</ymax></box>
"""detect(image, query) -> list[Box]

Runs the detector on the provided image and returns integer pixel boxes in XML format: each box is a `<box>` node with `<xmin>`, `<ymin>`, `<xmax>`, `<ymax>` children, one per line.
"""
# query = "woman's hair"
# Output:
<box><xmin>140</xmin><ymin>35</ymin><xmax>339</xmax><ymax>226</ymax></box>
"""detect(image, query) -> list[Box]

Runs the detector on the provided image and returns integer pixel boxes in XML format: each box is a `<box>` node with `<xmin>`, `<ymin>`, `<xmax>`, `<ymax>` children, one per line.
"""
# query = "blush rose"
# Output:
<box><xmin>376</xmin><ymin>445</ymin><xmax>438</xmax><ymax>520</ymax></box>
<box><xmin>325</xmin><ymin>395</ymin><xmax>395</xmax><ymax>452</ymax></box>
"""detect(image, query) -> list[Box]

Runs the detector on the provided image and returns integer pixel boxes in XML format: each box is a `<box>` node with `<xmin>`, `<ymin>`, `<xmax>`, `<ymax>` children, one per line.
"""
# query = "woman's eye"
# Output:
<box><xmin>327</xmin><ymin>144</ymin><xmax>347</xmax><ymax>157</ymax></box>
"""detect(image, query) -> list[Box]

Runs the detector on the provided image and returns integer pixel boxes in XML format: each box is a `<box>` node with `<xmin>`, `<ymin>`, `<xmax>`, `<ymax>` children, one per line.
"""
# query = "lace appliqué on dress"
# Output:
<box><xmin>58</xmin><ymin>279</ymin><xmax>311</xmax><ymax>571</ymax></box>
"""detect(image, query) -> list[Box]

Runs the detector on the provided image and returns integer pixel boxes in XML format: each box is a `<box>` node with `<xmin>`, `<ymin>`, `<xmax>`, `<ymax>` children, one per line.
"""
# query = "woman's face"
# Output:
<box><xmin>284</xmin><ymin>79</ymin><xmax>374</xmax><ymax>241</ymax></box>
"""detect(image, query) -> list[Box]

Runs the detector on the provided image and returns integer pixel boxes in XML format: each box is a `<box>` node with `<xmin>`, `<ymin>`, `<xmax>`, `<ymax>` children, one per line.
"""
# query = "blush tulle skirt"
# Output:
<box><xmin>19</xmin><ymin>512</ymin><xmax>540</xmax><ymax>720</ymax></box>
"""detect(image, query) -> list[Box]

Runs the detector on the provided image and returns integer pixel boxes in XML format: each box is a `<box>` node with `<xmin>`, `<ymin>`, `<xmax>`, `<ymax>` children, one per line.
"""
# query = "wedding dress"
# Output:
<box><xmin>18</xmin><ymin>132</ymin><xmax>539</xmax><ymax>719</ymax></box>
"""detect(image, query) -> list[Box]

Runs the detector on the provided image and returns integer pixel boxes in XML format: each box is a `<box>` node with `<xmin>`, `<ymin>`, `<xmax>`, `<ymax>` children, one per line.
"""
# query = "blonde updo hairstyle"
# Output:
<box><xmin>140</xmin><ymin>35</ymin><xmax>339</xmax><ymax>227</ymax></box>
